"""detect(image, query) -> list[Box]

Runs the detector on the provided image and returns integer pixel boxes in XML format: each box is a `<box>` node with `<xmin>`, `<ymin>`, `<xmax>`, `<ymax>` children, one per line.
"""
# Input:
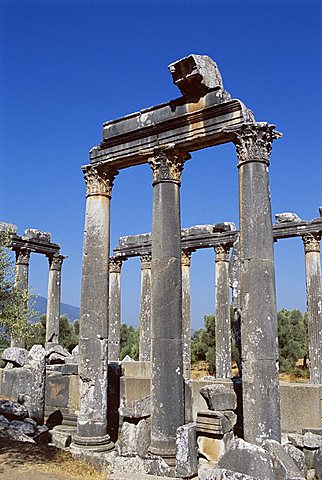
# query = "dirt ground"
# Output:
<box><xmin>0</xmin><ymin>439</ymin><xmax>107</xmax><ymax>480</ymax></box>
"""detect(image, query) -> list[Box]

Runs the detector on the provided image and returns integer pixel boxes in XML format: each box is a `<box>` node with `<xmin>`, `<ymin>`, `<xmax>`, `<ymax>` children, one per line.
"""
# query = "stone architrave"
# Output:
<box><xmin>181</xmin><ymin>249</ymin><xmax>192</xmax><ymax>380</ymax></box>
<box><xmin>11</xmin><ymin>249</ymin><xmax>30</xmax><ymax>348</ymax></box>
<box><xmin>108</xmin><ymin>256</ymin><xmax>124</xmax><ymax>362</ymax></box>
<box><xmin>231</xmin><ymin>122</ymin><xmax>282</xmax><ymax>445</ymax></box>
<box><xmin>139</xmin><ymin>253</ymin><xmax>152</xmax><ymax>361</ymax></box>
<box><xmin>214</xmin><ymin>243</ymin><xmax>232</xmax><ymax>379</ymax></box>
<box><xmin>45</xmin><ymin>253</ymin><xmax>64</xmax><ymax>349</ymax></box>
<box><xmin>302</xmin><ymin>233</ymin><xmax>322</xmax><ymax>384</ymax></box>
<box><xmin>73</xmin><ymin>164</ymin><xmax>118</xmax><ymax>452</ymax></box>
<box><xmin>147</xmin><ymin>146</ymin><xmax>190</xmax><ymax>464</ymax></box>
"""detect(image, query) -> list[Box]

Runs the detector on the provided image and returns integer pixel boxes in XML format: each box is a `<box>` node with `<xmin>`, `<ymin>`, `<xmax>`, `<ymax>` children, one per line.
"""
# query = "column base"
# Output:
<box><xmin>72</xmin><ymin>433</ymin><xmax>114</xmax><ymax>452</ymax></box>
<box><xmin>149</xmin><ymin>446</ymin><xmax>176</xmax><ymax>467</ymax></box>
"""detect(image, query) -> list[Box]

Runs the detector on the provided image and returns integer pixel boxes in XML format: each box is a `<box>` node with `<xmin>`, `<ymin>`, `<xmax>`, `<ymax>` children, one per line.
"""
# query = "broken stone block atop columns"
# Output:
<box><xmin>275</xmin><ymin>212</ymin><xmax>302</xmax><ymax>223</ymax></box>
<box><xmin>196</xmin><ymin>410</ymin><xmax>237</xmax><ymax>436</ymax></box>
<box><xmin>200</xmin><ymin>382</ymin><xmax>237</xmax><ymax>411</ymax></box>
<box><xmin>23</xmin><ymin>228</ymin><xmax>51</xmax><ymax>242</ymax></box>
<box><xmin>213</xmin><ymin>222</ymin><xmax>236</xmax><ymax>233</ymax></box>
<box><xmin>175</xmin><ymin>423</ymin><xmax>197</xmax><ymax>479</ymax></box>
<box><xmin>197</xmin><ymin>431</ymin><xmax>234</xmax><ymax>463</ymax></box>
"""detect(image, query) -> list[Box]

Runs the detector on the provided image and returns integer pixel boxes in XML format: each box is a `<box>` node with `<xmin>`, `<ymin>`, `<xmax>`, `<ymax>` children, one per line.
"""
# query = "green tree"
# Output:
<box><xmin>277</xmin><ymin>309</ymin><xmax>308</xmax><ymax>373</ymax></box>
<box><xmin>27</xmin><ymin>314</ymin><xmax>79</xmax><ymax>352</ymax></box>
<box><xmin>120</xmin><ymin>323</ymin><xmax>139</xmax><ymax>360</ymax></box>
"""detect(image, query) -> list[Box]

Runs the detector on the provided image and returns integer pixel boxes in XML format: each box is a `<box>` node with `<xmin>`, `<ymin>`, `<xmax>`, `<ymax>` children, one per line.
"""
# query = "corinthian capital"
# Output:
<box><xmin>140</xmin><ymin>254</ymin><xmax>152</xmax><ymax>270</ymax></box>
<box><xmin>181</xmin><ymin>250</ymin><xmax>192</xmax><ymax>267</ymax></box>
<box><xmin>82</xmin><ymin>165</ymin><xmax>119</xmax><ymax>198</ymax></box>
<box><xmin>146</xmin><ymin>146</ymin><xmax>191</xmax><ymax>185</ymax></box>
<box><xmin>214</xmin><ymin>243</ymin><xmax>231</xmax><ymax>262</ymax></box>
<box><xmin>109</xmin><ymin>256</ymin><xmax>124</xmax><ymax>274</ymax></box>
<box><xmin>15</xmin><ymin>249</ymin><xmax>30</xmax><ymax>266</ymax></box>
<box><xmin>49</xmin><ymin>253</ymin><xmax>64</xmax><ymax>271</ymax></box>
<box><xmin>303</xmin><ymin>233</ymin><xmax>321</xmax><ymax>254</ymax></box>
<box><xmin>231</xmin><ymin>123</ymin><xmax>282</xmax><ymax>166</ymax></box>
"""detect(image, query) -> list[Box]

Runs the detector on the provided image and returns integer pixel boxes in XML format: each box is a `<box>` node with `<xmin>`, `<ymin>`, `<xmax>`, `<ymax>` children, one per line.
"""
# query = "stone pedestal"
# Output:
<box><xmin>45</xmin><ymin>254</ymin><xmax>64</xmax><ymax>349</ymax></box>
<box><xmin>214</xmin><ymin>244</ymin><xmax>232</xmax><ymax>379</ymax></box>
<box><xmin>139</xmin><ymin>254</ymin><xmax>152</xmax><ymax>361</ymax></box>
<box><xmin>233</xmin><ymin>123</ymin><xmax>282</xmax><ymax>445</ymax></box>
<box><xmin>148</xmin><ymin>146</ymin><xmax>190</xmax><ymax>462</ymax></box>
<box><xmin>108</xmin><ymin>256</ymin><xmax>124</xmax><ymax>362</ymax></box>
<box><xmin>73</xmin><ymin>165</ymin><xmax>118</xmax><ymax>452</ymax></box>
<box><xmin>11</xmin><ymin>249</ymin><xmax>30</xmax><ymax>348</ymax></box>
<box><xmin>302</xmin><ymin>233</ymin><xmax>322</xmax><ymax>384</ymax></box>
<box><xmin>181</xmin><ymin>250</ymin><xmax>192</xmax><ymax>380</ymax></box>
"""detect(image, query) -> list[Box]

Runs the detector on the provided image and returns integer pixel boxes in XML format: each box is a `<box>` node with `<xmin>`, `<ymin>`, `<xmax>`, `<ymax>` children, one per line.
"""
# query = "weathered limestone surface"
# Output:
<box><xmin>108</xmin><ymin>256</ymin><xmax>124</xmax><ymax>362</ymax></box>
<box><xmin>262</xmin><ymin>439</ymin><xmax>304</xmax><ymax>480</ymax></box>
<box><xmin>232</xmin><ymin>122</ymin><xmax>282</xmax><ymax>445</ymax></box>
<box><xmin>118</xmin><ymin>417</ymin><xmax>151</xmax><ymax>456</ymax></box>
<box><xmin>275</xmin><ymin>212</ymin><xmax>302</xmax><ymax>223</ymax></box>
<box><xmin>214</xmin><ymin>244</ymin><xmax>232</xmax><ymax>379</ymax></box>
<box><xmin>197</xmin><ymin>431</ymin><xmax>234</xmax><ymax>463</ymax></box>
<box><xmin>200</xmin><ymin>382</ymin><xmax>237</xmax><ymax>411</ymax></box>
<box><xmin>23</xmin><ymin>229</ymin><xmax>51</xmax><ymax>242</ymax></box>
<box><xmin>1</xmin><ymin>347</ymin><xmax>28</xmax><ymax>367</ymax></box>
<box><xmin>302</xmin><ymin>233</ymin><xmax>322</xmax><ymax>384</ymax></box>
<box><xmin>175</xmin><ymin>423</ymin><xmax>197</xmax><ymax>478</ymax></box>
<box><xmin>139</xmin><ymin>254</ymin><xmax>152</xmax><ymax>361</ymax></box>
<box><xmin>73</xmin><ymin>165</ymin><xmax>117</xmax><ymax>452</ymax></box>
<box><xmin>11</xmin><ymin>248</ymin><xmax>30</xmax><ymax>348</ymax></box>
<box><xmin>46</xmin><ymin>253</ymin><xmax>64</xmax><ymax>348</ymax></box>
<box><xmin>148</xmin><ymin>147</ymin><xmax>189</xmax><ymax>461</ymax></box>
<box><xmin>181</xmin><ymin>250</ymin><xmax>192</xmax><ymax>380</ymax></box>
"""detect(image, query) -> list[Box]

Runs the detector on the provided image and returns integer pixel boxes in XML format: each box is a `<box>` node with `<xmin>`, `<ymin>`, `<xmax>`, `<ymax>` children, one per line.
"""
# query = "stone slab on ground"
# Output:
<box><xmin>110</xmin><ymin>473</ymin><xmax>189</xmax><ymax>480</ymax></box>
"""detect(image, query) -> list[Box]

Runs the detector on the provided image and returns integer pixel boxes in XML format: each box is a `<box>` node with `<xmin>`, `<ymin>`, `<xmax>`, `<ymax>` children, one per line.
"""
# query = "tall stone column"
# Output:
<box><xmin>108</xmin><ymin>256</ymin><xmax>124</xmax><ymax>362</ymax></box>
<box><xmin>232</xmin><ymin>122</ymin><xmax>282</xmax><ymax>445</ymax></box>
<box><xmin>11</xmin><ymin>248</ymin><xmax>30</xmax><ymax>348</ymax></box>
<box><xmin>214</xmin><ymin>243</ymin><xmax>232</xmax><ymax>379</ymax></box>
<box><xmin>148</xmin><ymin>146</ymin><xmax>190</xmax><ymax>463</ymax></box>
<box><xmin>181</xmin><ymin>249</ymin><xmax>192</xmax><ymax>380</ymax></box>
<box><xmin>302</xmin><ymin>233</ymin><xmax>322</xmax><ymax>384</ymax></box>
<box><xmin>139</xmin><ymin>253</ymin><xmax>152</xmax><ymax>361</ymax></box>
<box><xmin>73</xmin><ymin>164</ymin><xmax>118</xmax><ymax>452</ymax></box>
<box><xmin>45</xmin><ymin>253</ymin><xmax>64</xmax><ymax>349</ymax></box>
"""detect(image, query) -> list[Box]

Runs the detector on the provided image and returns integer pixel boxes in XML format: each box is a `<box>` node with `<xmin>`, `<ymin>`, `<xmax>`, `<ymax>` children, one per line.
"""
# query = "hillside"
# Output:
<box><xmin>33</xmin><ymin>295</ymin><xmax>80</xmax><ymax>322</ymax></box>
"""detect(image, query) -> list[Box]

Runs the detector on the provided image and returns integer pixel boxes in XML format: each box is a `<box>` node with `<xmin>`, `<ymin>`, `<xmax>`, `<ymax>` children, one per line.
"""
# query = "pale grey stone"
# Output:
<box><xmin>0</xmin><ymin>399</ymin><xmax>28</xmax><ymax>421</ymax></box>
<box><xmin>218</xmin><ymin>438</ymin><xmax>274</xmax><ymax>479</ymax></box>
<box><xmin>200</xmin><ymin>382</ymin><xmax>237</xmax><ymax>411</ymax></box>
<box><xmin>0</xmin><ymin>414</ymin><xmax>9</xmax><ymax>426</ymax></box>
<box><xmin>119</xmin><ymin>395</ymin><xmax>151</xmax><ymax>419</ymax></box>
<box><xmin>46</xmin><ymin>345</ymin><xmax>71</xmax><ymax>359</ymax></box>
<box><xmin>275</xmin><ymin>212</ymin><xmax>301</xmax><ymax>223</ymax></box>
<box><xmin>118</xmin><ymin>417</ymin><xmax>151</xmax><ymax>456</ymax></box>
<box><xmin>23</xmin><ymin>228</ymin><xmax>51</xmax><ymax>242</ymax></box>
<box><xmin>303</xmin><ymin>432</ymin><xmax>322</xmax><ymax>449</ymax></box>
<box><xmin>25</xmin><ymin>417</ymin><xmax>38</xmax><ymax>429</ymax></box>
<box><xmin>47</xmin><ymin>352</ymin><xmax>66</xmax><ymax>364</ymax></box>
<box><xmin>122</xmin><ymin>355</ymin><xmax>135</xmax><ymax>362</ymax></box>
<box><xmin>314</xmin><ymin>448</ymin><xmax>322</xmax><ymax>480</ymax></box>
<box><xmin>0</xmin><ymin>424</ymin><xmax>35</xmax><ymax>443</ymax></box>
<box><xmin>283</xmin><ymin>444</ymin><xmax>307</xmax><ymax>476</ymax></box>
<box><xmin>1</xmin><ymin>347</ymin><xmax>29</xmax><ymax>367</ymax></box>
<box><xmin>112</xmin><ymin>454</ymin><xmax>172</xmax><ymax>477</ymax></box>
<box><xmin>175</xmin><ymin>423</ymin><xmax>197</xmax><ymax>478</ymax></box>
<box><xmin>288</xmin><ymin>434</ymin><xmax>304</xmax><ymax>449</ymax></box>
<box><xmin>51</xmin><ymin>425</ymin><xmax>75</xmax><ymax>448</ymax></box>
<box><xmin>262</xmin><ymin>439</ymin><xmax>304</xmax><ymax>480</ymax></box>
<box><xmin>198</xmin><ymin>465</ymin><xmax>257</xmax><ymax>480</ymax></box>
<box><xmin>10</xmin><ymin>419</ymin><xmax>35</xmax><ymax>436</ymax></box>
<box><xmin>306</xmin><ymin>469</ymin><xmax>316</xmax><ymax>480</ymax></box>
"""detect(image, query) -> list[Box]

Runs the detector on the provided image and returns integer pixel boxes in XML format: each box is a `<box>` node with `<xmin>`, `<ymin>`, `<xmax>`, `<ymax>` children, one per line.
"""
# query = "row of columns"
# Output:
<box><xmin>12</xmin><ymin>248</ymin><xmax>65</xmax><ymax>349</ymax></box>
<box><xmin>76</xmin><ymin>122</ymin><xmax>321</xmax><ymax>458</ymax></box>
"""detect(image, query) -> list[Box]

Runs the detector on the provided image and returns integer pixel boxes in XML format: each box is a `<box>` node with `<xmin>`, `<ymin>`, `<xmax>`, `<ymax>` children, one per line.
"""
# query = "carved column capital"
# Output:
<box><xmin>82</xmin><ymin>165</ymin><xmax>119</xmax><ymax>198</ymax></box>
<box><xmin>303</xmin><ymin>233</ymin><xmax>321</xmax><ymax>254</ymax></box>
<box><xmin>48</xmin><ymin>253</ymin><xmax>64</xmax><ymax>271</ymax></box>
<box><xmin>231</xmin><ymin>123</ymin><xmax>282</xmax><ymax>167</ymax></box>
<box><xmin>15</xmin><ymin>249</ymin><xmax>30</xmax><ymax>266</ymax></box>
<box><xmin>109</xmin><ymin>256</ymin><xmax>124</xmax><ymax>274</ymax></box>
<box><xmin>140</xmin><ymin>253</ymin><xmax>152</xmax><ymax>270</ymax></box>
<box><xmin>214</xmin><ymin>243</ymin><xmax>231</xmax><ymax>262</ymax></box>
<box><xmin>181</xmin><ymin>250</ymin><xmax>192</xmax><ymax>267</ymax></box>
<box><xmin>146</xmin><ymin>145</ymin><xmax>191</xmax><ymax>186</ymax></box>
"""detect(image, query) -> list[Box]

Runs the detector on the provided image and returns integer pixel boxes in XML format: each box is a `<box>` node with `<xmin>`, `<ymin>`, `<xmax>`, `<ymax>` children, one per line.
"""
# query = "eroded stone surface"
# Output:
<box><xmin>119</xmin><ymin>395</ymin><xmax>151</xmax><ymax>419</ymax></box>
<box><xmin>198</xmin><ymin>465</ymin><xmax>257</xmax><ymax>480</ymax></box>
<box><xmin>200</xmin><ymin>383</ymin><xmax>237</xmax><ymax>411</ymax></box>
<box><xmin>314</xmin><ymin>448</ymin><xmax>322</xmax><ymax>480</ymax></box>
<box><xmin>1</xmin><ymin>347</ymin><xmax>29</xmax><ymax>367</ymax></box>
<box><xmin>262</xmin><ymin>439</ymin><xmax>304</xmax><ymax>480</ymax></box>
<box><xmin>175</xmin><ymin>423</ymin><xmax>197</xmax><ymax>478</ymax></box>
<box><xmin>0</xmin><ymin>399</ymin><xmax>28</xmax><ymax>421</ymax></box>
<box><xmin>118</xmin><ymin>417</ymin><xmax>151</xmax><ymax>456</ymax></box>
<box><xmin>23</xmin><ymin>228</ymin><xmax>51</xmax><ymax>242</ymax></box>
<box><xmin>275</xmin><ymin>212</ymin><xmax>302</xmax><ymax>223</ymax></box>
<box><xmin>198</xmin><ymin>431</ymin><xmax>234</xmax><ymax>463</ymax></box>
<box><xmin>112</xmin><ymin>454</ymin><xmax>172</xmax><ymax>477</ymax></box>
<box><xmin>283</xmin><ymin>444</ymin><xmax>307</xmax><ymax>476</ymax></box>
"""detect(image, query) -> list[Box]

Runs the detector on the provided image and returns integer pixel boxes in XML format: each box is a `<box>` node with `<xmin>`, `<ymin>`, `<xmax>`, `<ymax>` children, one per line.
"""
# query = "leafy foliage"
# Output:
<box><xmin>277</xmin><ymin>309</ymin><xmax>308</xmax><ymax>373</ymax></box>
<box><xmin>27</xmin><ymin>314</ymin><xmax>79</xmax><ymax>352</ymax></box>
<box><xmin>120</xmin><ymin>323</ymin><xmax>139</xmax><ymax>360</ymax></box>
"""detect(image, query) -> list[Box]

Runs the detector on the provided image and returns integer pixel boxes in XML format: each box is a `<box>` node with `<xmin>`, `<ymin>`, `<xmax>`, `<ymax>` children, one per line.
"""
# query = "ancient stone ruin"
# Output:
<box><xmin>0</xmin><ymin>55</ymin><xmax>321</xmax><ymax>479</ymax></box>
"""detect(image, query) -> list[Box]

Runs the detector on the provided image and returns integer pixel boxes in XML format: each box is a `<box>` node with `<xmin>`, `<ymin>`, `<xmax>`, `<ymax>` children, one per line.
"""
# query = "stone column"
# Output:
<box><xmin>181</xmin><ymin>249</ymin><xmax>192</xmax><ymax>380</ymax></box>
<box><xmin>11</xmin><ymin>248</ymin><xmax>30</xmax><ymax>348</ymax></box>
<box><xmin>302</xmin><ymin>233</ymin><xmax>322</xmax><ymax>384</ymax></box>
<box><xmin>139</xmin><ymin>253</ymin><xmax>152</xmax><ymax>361</ymax></box>
<box><xmin>232</xmin><ymin>122</ymin><xmax>282</xmax><ymax>445</ymax></box>
<box><xmin>148</xmin><ymin>146</ymin><xmax>190</xmax><ymax>463</ymax></box>
<box><xmin>214</xmin><ymin>243</ymin><xmax>232</xmax><ymax>379</ymax></box>
<box><xmin>108</xmin><ymin>256</ymin><xmax>124</xmax><ymax>362</ymax></box>
<box><xmin>73</xmin><ymin>164</ymin><xmax>118</xmax><ymax>452</ymax></box>
<box><xmin>45</xmin><ymin>253</ymin><xmax>64</xmax><ymax>349</ymax></box>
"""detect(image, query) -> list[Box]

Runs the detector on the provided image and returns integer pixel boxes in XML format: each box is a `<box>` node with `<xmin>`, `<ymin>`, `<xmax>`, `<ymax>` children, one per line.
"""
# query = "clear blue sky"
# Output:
<box><xmin>1</xmin><ymin>0</ymin><xmax>321</xmax><ymax>329</ymax></box>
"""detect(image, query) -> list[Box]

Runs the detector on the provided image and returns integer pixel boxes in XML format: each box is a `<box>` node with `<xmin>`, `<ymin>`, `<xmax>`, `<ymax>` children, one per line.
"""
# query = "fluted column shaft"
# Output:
<box><xmin>11</xmin><ymin>249</ymin><xmax>30</xmax><ymax>348</ymax></box>
<box><xmin>215</xmin><ymin>244</ymin><xmax>231</xmax><ymax>379</ymax></box>
<box><xmin>181</xmin><ymin>250</ymin><xmax>192</xmax><ymax>380</ymax></box>
<box><xmin>233</xmin><ymin>123</ymin><xmax>282</xmax><ymax>445</ymax></box>
<box><xmin>108</xmin><ymin>256</ymin><xmax>124</xmax><ymax>362</ymax></box>
<box><xmin>139</xmin><ymin>254</ymin><xmax>152</xmax><ymax>361</ymax></box>
<box><xmin>303</xmin><ymin>233</ymin><xmax>322</xmax><ymax>384</ymax></box>
<box><xmin>45</xmin><ymin>254</ymin><xmax>64</xmax><ymax>349</ymax></box>
<box><xmin>73</xmin><ymin>165</ymin><xmax>118</xmax><ymax>452</ymax></box>
<box><xmin>148</xmin><ymin>146</ymin><xmax>190</xmax><ymax>462</ymax></box>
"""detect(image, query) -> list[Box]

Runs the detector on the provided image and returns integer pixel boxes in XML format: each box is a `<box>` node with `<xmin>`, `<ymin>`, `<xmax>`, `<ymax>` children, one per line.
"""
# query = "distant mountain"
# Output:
<box><xmin>33</xmin><ymin>295</ymin><xmax>80</xmax><ymax>322</ymax></box>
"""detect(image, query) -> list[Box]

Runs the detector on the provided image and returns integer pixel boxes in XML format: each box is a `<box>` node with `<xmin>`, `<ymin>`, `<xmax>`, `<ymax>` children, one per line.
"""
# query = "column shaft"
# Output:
<box><xmin>215</xmin><ymin>244</ymin><xmax>231</xmax><ymax>379</ymax></box>
<box><xmin>108</xmin><ymin>257</ymin><xmax>123</xmax><ymax>362</ymax></box>
<box><xmin>46</xmin><ymin>254</ymin><xmax>64</xmax><ymax>348</ymax></box>
<box><xmin>11</xmin><ymin>249</ymin><xmax>30</xmax><ymax>348</ymax></box>
<box><xmin>303</xmin><ymin>233</ymin><xmax>322</xmax><ymax>384</ymax></box>
<box><xmin>148</xmin><ymin>147</ymin><xmax>189</xmax><ymax>461</ymax></box>
<box><xmin>234</xmin><ymin>123</ymin><xmax>282</xmax><ymax>445</ymax></box>
<box><xmin>181</xmin><ymin>250</ymin><xmax>191</xmax><ymax>380</ymax></box>
<box><xmin>139</xmin><ymin>254</ymin><xmax>152</xmax><ymax>361</ymax></box>
<box><xmin>73</xmin><ymin>165</ymin><xmax>117</xmax><ymax>451</ymax></box>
